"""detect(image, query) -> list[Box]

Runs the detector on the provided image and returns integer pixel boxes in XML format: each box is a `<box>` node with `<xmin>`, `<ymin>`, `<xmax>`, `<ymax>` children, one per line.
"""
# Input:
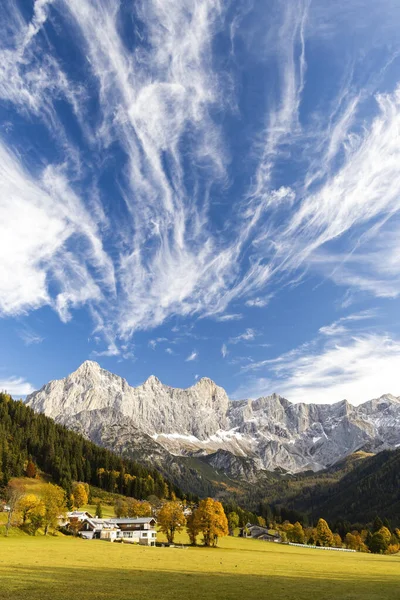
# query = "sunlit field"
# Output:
<box><xmin>0</xmin><ymin>531</ymin><xmax>399</xmax><ymax>600</ymax></box>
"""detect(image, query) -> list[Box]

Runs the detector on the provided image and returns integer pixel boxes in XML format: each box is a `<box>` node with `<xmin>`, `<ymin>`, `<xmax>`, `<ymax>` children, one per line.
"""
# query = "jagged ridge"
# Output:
<box><xmin>26</xmin><ymin>360</ymin><xmax>400</xmax><ymax>474</ymax></box>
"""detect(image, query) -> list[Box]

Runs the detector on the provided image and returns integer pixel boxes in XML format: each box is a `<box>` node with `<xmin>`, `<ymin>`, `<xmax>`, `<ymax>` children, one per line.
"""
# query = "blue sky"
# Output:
<box><xmin>1</xmin><ymin>0</ymin><xmax>400</xmax><ymax>405</ymax></box>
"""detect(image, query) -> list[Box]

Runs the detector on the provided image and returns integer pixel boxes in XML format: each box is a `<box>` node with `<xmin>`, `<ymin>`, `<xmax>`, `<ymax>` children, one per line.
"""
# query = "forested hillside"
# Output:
<box><xmin>298</xmin><ymin>449</ymin><xmax>400</xmax><ymax>526</ymax></box>
<box><xmin>0</xmin><ymin>393</ymin><xmax>191</xmax><ymax>503</ymax></box>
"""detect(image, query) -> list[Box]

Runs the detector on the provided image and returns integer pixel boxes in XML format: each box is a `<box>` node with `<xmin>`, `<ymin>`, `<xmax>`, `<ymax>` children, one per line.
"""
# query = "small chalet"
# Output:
<box><xmin>241</xmin><ymin>523</ymin><xmax>282</xmax><ymax>543</ymax></box>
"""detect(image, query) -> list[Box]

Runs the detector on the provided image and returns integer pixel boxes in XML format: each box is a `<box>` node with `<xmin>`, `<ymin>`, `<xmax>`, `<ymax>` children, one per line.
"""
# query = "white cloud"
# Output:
<box><xmin>0</xmin><ymin>142</ymin><xmax>114</xmax><ymax>321</ymax></box>
<box><xmin>214</xmin><ymin>313</ymin><xmax>243</xmax><ymax>322</ymax></box>
<box><xmin>318</xmin><ymin>310</ymin><xmax>376</xmax><ymax>336</ymax></box>
<box><xmin>236</xmin><ymin>314</ymin><xmax>400</xmax><ymax>405</ymax></box>
<box><xmin>245</xmin><ymin>297</ymin><xmax>270</xmax><ymax>308</ymax></box>
<box><xmin>221</xmin><ymin>343</ymin><xmax>228</xmax><ymax>358</ymax></box>
<box><xmin>229</xmin><ymin>328</ymin><xmax>256</xmax><ymax>344</ymax></box>
<box><xmin>0</xmin><ymin>376</ymin><xmax>35</xmax><ymax>396</ymax></box>
<box><xmin>165</xmin><ymin>348</ymin><xmax>174</xmax><ymax>355</ymax></box>
<box><xmin>186</xmin><ymin>350</ymin><xmax>198</xmax><ymax>362</ymax></box>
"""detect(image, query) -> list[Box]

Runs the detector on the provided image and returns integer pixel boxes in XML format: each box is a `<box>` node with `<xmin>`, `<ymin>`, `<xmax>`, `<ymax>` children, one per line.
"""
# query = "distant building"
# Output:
<box><xmin>240</xmin><ymin>523</ymin><xmax>282</xmax><ymax>543</ymax></box>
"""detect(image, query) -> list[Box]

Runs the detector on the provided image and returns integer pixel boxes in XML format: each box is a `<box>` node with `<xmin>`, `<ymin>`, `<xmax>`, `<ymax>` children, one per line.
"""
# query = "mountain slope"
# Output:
<box><xmin>286</xmin><ymin>448</ymin><xmax>400</xmax><ymax>526</ymax></box>
<box><xmin>26</xmin><ymin>360</ymin><xmax>400</xmax><ymax>474</ymax></box>
<box><xmin>0</xmin><ymin>392</ymin><xmax>186</xmax><ymax>501</ymax></box>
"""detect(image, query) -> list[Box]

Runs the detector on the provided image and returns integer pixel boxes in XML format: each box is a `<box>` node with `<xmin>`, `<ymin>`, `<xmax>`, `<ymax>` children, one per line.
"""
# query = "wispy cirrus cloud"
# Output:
<box><xmin>235</xmin><ymin>310</ymin><xmax>400</xmax><ymax>405</ymax></box>
<box><xmin>1</xmin><ymin>0</ymin><xmax>400</xmax><ymax>371</ymax></box>
<box><xmin>214</xmin><ymin>313</ymin><xmax>243</xmax><ymax>322</ymax></box>
<box><xmin>17</xmin><ymin>325</ymin><xmax>44</xmax><ymax>346</ymax></box>
<box><xmin>235</xmin><ymin>333</ymin><xmax>400</xmax><ymax>405</ymax></box>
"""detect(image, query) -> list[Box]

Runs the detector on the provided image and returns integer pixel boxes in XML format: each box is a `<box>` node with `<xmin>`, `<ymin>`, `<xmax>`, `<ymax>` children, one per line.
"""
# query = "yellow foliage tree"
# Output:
<box><xmin>18</xmin><ymin>494</ymin><xmax>41</xmax><ymax>525</ymax></box>
<box><xmin>42</xmin><ymin>483</ymin><xmax>66</xmax><ymax>535</ymax></box>
<box><xmin>127</xmin><ymin>499</ymin><xmax>152</xmax><ymax>518</ymax></box>
<box><xmin>194</xmin><ymin>498</ymin><xmax>229</xmax><ymax>547</ymax></box>
<box><xmin>158</xmin><ymin>501</ymin><xmax>186</xmax><ymax>544</ymax></box>
<box><xmin>345</xmin><ymin>532</ymin><xmax>369</xmax><ymax>552</ymax></box>
<box><xmin>29</xmin><ymin>501</ymin><xmax>46</xmax><ymax>535</ymax></box>
<box><xmin>72</xmin><ymin>483</ymin><xmax>88</xmax><ymax>509</ymax></box>
<box><xmin>332</xmin><ymin>533</ymin><xmax>342</xmax><ymax>548</ymax></box>
<box><xmin>186</xmin><ymin>511</ymin><xmax>200</xmax><ymax>545</ymax></box>
<box><xmin>289</xmin><ymin>522</ymin><xmax>305</xmax><ymax>544</ymax></box>
<box><xmin>378</xmin><ymin>526</ymin><xmax>391</xmax><ymax>545</ymax></box>
<box><xmin>316</xmin><ymin>518</ymin><xmax>334</xmax><ymax>547</ymax></box>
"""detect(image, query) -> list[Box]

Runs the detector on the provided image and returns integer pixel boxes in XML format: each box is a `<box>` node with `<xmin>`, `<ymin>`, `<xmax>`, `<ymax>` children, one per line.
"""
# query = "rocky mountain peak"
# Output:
<box><xmin>25</xmin><ymin>362</ymin><xmax>400</xmax><ymax>474</ymax></box>
<box><xmin>143</xmin><ymin>374</ymin><xmax>162</xmax><ymax>387</ymax></box>
<box><xmin>71</xmin><ymin>360</ymin><xmax>102</xmax><ymax>376</ymax></box>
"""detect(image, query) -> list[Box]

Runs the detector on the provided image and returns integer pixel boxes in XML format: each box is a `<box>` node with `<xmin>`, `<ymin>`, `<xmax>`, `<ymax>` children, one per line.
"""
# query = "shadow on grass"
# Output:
<box><xmin>0</xmin><ymin>564</ymin><xmax>398</xmax><ymax>600</ymax></box>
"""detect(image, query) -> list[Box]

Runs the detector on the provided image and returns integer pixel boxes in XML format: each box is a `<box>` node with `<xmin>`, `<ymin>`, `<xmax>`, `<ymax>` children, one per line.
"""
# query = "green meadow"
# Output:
<box><xmin>0</xmin><ymin>531</ymin><xmax>399</xmax><ymax>600</ymax></box>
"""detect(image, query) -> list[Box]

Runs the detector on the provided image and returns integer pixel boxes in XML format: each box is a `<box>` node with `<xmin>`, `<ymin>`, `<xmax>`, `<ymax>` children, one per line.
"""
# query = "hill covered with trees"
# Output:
<box><xmin>0</xmin><ymin>392</ymin><xmax>192</xmax><ymax>504</ymax></box>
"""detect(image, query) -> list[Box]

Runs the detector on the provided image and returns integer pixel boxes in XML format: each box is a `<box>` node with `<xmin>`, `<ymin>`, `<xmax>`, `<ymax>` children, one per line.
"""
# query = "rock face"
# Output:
<box><xmin>26</xmin><ymin>360</ymin><xmax>400</xmax><ymax>474</ymax></box>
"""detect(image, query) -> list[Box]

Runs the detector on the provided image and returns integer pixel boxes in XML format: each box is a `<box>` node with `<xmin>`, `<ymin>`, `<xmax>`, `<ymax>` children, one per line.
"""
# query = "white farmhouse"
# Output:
<box><xmin>109</xmin><ymin>517</ymin><xmax>157</xmax><ymax>546</ymax></box>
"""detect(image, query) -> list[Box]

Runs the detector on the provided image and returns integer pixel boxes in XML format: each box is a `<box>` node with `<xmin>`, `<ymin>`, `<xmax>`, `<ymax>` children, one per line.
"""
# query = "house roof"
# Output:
<box><xmin>67</xmin><ymin>511</ymin><xmax>94</xmax><ymax>518</ymax></box>
<box><xmin>84</xmin><ymin>518</ymin><xmax>120</xmax><ymax>531</ymax></box>
<box><xmin>109</xmin><ymin>517</ymin><xmax>156</xmax><ymax>524</ymax></box>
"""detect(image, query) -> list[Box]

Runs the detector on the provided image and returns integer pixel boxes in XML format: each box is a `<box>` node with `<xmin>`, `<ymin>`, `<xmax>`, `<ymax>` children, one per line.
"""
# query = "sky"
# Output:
<box><xmin>1</xmin><ymin>0</ymin><xmax>400</xmax><ymax>405</ymax></box>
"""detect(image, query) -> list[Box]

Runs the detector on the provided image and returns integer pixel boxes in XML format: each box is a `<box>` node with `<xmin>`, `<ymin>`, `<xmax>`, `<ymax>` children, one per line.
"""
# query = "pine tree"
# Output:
<box><xmin>96</xmin><ymin>502</ymin><xmax>103</xmax><ymax>518</ymax></box>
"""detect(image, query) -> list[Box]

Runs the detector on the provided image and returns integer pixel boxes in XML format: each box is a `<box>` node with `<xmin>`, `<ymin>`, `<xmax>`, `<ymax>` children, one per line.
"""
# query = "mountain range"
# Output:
<box><xmin>26</xmin><ymin>360</ymin><xmax>400</xmax><ymax>483</ymax></box>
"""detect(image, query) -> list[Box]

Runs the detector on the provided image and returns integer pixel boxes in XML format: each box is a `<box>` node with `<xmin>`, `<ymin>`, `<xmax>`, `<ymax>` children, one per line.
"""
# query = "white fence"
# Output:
<box><xmin>288</xmin><ymin>543</ymin><xmax>356</xmax><ymax>552</ymax></box>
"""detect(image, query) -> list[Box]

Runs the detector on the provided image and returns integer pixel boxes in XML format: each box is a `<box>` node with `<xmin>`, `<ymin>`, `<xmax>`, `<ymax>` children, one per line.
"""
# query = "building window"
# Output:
<box><xmin>142</xmin><ymin>533</ymin><xmax>147</xmax><ymax>537</ymax></box>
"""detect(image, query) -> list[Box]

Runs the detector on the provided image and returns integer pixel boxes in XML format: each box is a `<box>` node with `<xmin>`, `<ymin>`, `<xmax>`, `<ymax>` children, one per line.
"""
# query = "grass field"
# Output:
<box><xmin>0</xmin><ymin>532</ymin><xmax>399</xmax><ymax>600</ymax></box>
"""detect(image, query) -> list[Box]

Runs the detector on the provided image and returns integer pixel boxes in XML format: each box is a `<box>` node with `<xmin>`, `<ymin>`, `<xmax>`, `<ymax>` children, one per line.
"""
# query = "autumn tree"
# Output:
<box><xmin>72</xmin><ymin>483</ymin><xmax>88</xmax><ymax>509</ymax></box>
<box><xmin>257</xmin><ymin>516</ymin><xmax>266</xmax><ymax>528</ymax></box>
<box><xmin>378</xmin><ymin>526</ymin><xmax>391</xmax><ymax>546</ymax></box>
<box><xmin>289</xmin><ymin>522</ymin><xmax>305</xmax><ymax>544</ymax></box>
<box><xmin>25</xmin><ymin>461</ymin><xmax>37</xmax><ymax>478</ymax></box>
<box><xmin>18</xmin><ymin>494</ymin><xmax>41</xmax><ymax>525</ymax></box>
<box><xmin>186</xmin><ymin>511</ymin><xmax>200</xmax><ymax>545</ymax></box>
<box><xmin>332</xmin><ymin>533</ymin><xmax>342</xmax><ymax>548</ymax></box>
<box><xmin>42</xmin><ymin>483</ymin><xmax>66</xmax><ymax>535</ymax></box>
<box><xmin>158</xmin><ymin>501</ymin><xmax>186</xmax><ymax>544</ymax></box>
<box><xmin>316</xmin><ymin>518</ymin><xmax>334</xmax><ymax>547</ymax></box>
<box><xmin>29</xmin><ymin>501</ymin><xmax>45</xmax><ymax>535</ymax></box>
<box><xmin>345</xmin><ymin>532</ymin><xmax>369</xmax><ymax>552</ymax></box>
<box><xmin>195</xmin><ymin>498</ymin><xmax>229</xmax><ymax>547</ymax></box>
<box><xmin>227</xmin><ymin>512</ymin><xmax>240</xmax><ymax>536</ymax></box>
<box><xmin>4</xmin><ymin>481</ymin><xmax>24</xmax><ymax>536</ymax></box>
<box><xmin>127</xmin><ymin>499</ymin><xmax>152</xmax><ymax>518</ymax></box>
